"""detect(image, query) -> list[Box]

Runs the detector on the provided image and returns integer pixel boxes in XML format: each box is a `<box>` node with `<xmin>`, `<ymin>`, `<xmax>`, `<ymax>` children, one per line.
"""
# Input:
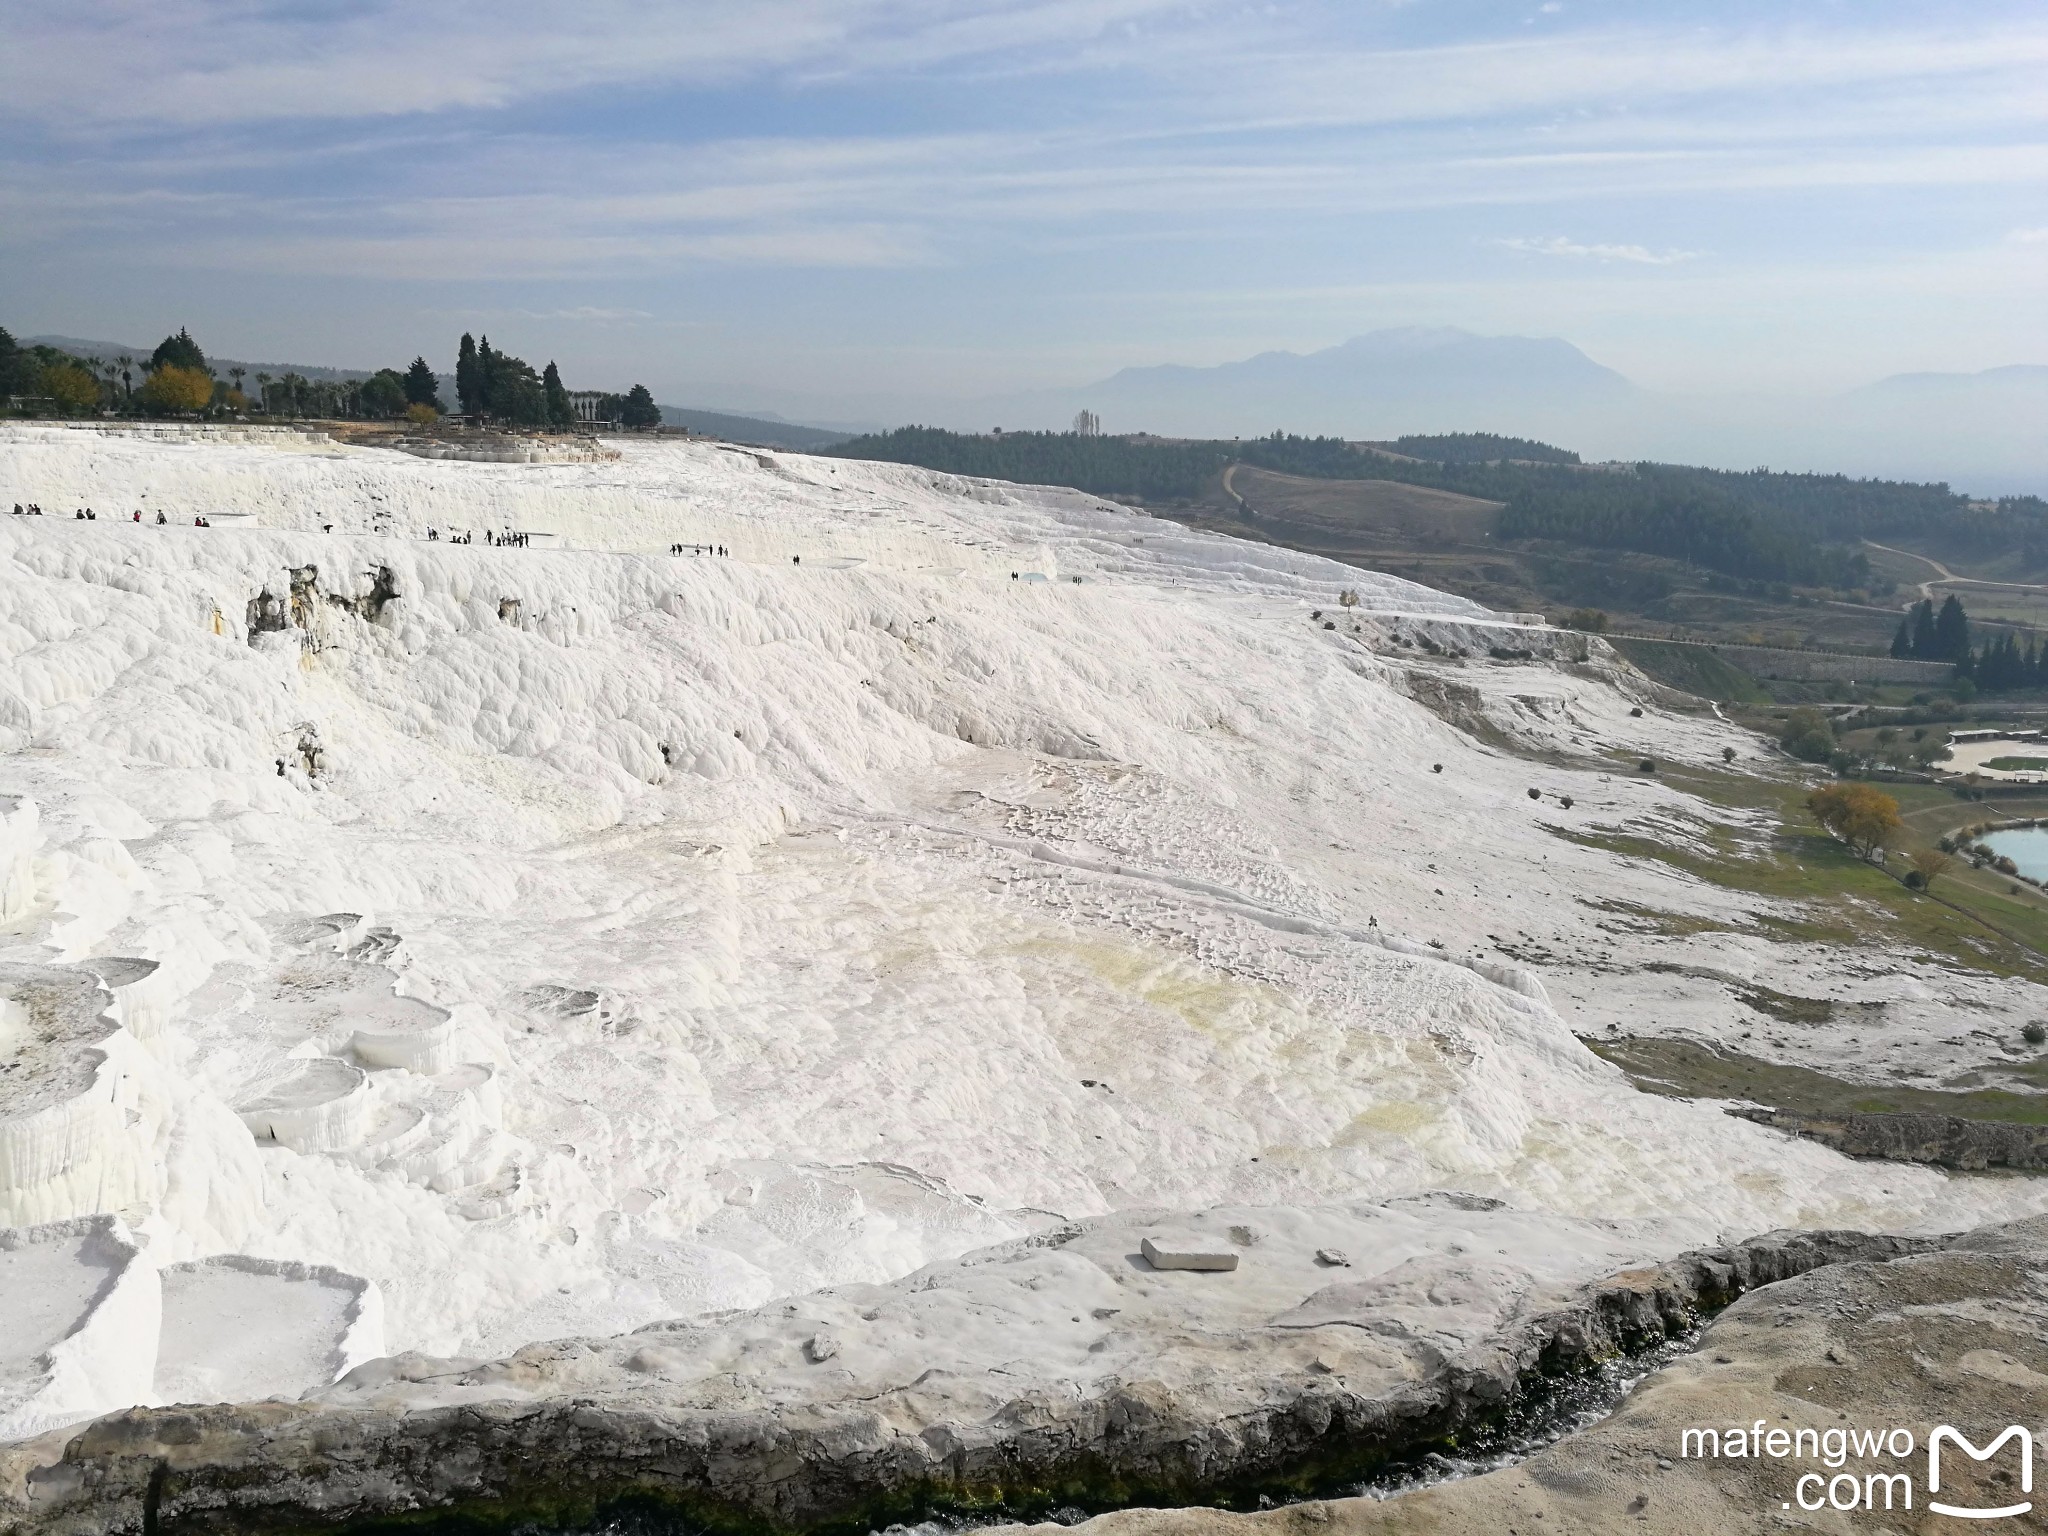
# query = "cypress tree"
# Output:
<box><xmin>456</xmin><ymin>333</ymin><xmax>480</xmax><ymax>417</ymax></box>
<box><xmin>1934</xmin><ymin>595</ymin><xmax>1970</xmax><ymax>661</ymax></box>
<box><xmin>1909</xmin><ymin>599</ymin><xmax>1937</xmax><ymax>658</ymax></box>
<box><xmin>404</xmin><ymin>357</ymin><xmax>444</xmax><ymax>410</ymax></box>
<box><xmin>1890</xmin><ymin>618</ymin><xmax>1911</xmax><ymax>659</ymax></box>
<box><xmin>542</xmin><ymin>361</ymin><xmax>572</xmax><ymax>428</ymax></box>
<box><xmin>477</xmin><ymin>335</ymin><xmax>497</xmax><ymax>418</ymax></box>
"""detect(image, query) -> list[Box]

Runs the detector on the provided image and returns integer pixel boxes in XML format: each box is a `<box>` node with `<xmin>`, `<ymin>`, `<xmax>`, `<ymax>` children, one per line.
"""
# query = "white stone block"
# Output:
<box><xmin>1141</xmin><ymin>1235</ymin><xmax>1239</xmax><ymax>1272</ymax></box>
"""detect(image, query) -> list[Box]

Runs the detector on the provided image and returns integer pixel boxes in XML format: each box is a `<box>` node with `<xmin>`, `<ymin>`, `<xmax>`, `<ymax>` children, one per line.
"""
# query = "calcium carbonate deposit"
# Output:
<box><xmin>4</xmin><ymin>422</ymin><xmax>2047</xmax><ymax>1442</ymax></box>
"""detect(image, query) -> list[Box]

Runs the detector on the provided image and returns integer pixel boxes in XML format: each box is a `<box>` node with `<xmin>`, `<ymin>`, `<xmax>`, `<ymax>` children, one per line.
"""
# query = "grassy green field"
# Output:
<box><xmin>1606</xmin><ymin>638</ymin><xmax>1772</xmax><ymax>704</ymax></box>
<box><xmin>1571</xmin><ymin>760</ymin><xmax>2048</xmax><ymax>1121</ymax></box>
<box><xmin>1554</xmin><ymin>759</ymin><xmax>2048</xmax><ymax>982</ymax></box>
<box><xmin>1586</xmin><ymin>1036</ymin><xmax>2048</xmax><ymax>1123</ymax></box>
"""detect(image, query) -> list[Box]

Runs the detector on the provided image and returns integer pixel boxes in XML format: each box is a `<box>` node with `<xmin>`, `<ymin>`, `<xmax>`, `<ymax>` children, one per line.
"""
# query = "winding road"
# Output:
<box><xmin>1863</xmin><ymin>539</ymin><xmax>2048</xmax><ymax>603</ymax></box>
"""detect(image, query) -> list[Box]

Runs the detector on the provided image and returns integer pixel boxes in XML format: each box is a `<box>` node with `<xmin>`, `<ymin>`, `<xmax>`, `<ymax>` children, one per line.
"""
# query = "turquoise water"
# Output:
<box><xmin>1980</xmin><ymin>826</ymin><xmax>2048</xmax><ymax>882</ymax></box>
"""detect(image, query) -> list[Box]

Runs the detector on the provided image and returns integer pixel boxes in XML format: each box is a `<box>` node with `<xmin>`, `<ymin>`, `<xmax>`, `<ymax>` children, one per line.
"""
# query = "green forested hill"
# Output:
<box><xmin>834</xmin><ymin>426</ymin><xmax>2048</xmax><ymax>593</ymax></box>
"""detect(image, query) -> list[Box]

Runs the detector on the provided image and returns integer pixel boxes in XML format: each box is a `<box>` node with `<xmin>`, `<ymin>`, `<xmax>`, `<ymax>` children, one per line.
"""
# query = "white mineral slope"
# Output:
<box><xmin>2</xmin><ymin>425</ymin><xmax>2046</xmax><ymax>1420</ymax></box>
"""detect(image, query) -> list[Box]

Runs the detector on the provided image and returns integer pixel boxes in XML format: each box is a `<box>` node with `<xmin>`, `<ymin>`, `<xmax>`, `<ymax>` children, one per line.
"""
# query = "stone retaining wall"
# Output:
<box><xmin>1611</xmin><ymin>635</ymin><xmax>1951</xmax><ymax>684</ymax></box>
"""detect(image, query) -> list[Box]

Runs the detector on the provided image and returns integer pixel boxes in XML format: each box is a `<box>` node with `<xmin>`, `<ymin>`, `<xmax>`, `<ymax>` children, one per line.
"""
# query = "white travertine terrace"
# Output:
<box><xmin>0</xmin><ymin>967</ymin><xmax>156</xmax><ymax>1230</ymax></box>
<box><xmin>0</xmin><ymin>1216</ymin><xmax>157</xmax><ymax>1441</ymax></box>
<box><xmin>153</xmin><ymin>1254</ymin><xmax>384</xmax><ymax>1407</ymax></box>
<box><xmin>4</xmin><ymin>422</ymin><xmax>2048</xmax><ymax>1442</ymax></box>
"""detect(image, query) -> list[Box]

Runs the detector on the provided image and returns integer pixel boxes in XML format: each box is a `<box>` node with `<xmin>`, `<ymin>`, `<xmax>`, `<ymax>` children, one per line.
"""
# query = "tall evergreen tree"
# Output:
<box><xmin>542</xmin><ymin>361</ymin><xmax>572</xmax><ymax>428</ymax></box>
<box><xmin>0</xmin><ymin>327</ymin><xmax>36</xmax><ymax>396</ymax></box>
<box><xmin>149</xmin><ymin>328</ymin><xmax>208</xmax><ymax>375</ymax></box>
<box><xmin>456</xmin><ymin>333</ymin><xmax>481</xmax><ymax>416</ymax></box>
<box><xmin>1909</xmin><ymin>599</ymin><xmax>1938</xmax><ymax>658</ymax></box>
<box><xmin>473</xmin><ymin>338</ymin><xmax>544</xmax><ymax>424</ymax></box>
<box><xmin>1890</xmin><ymin>617</ymin><xmax>1912</xmax><ymax>659</ymax></box>
<box><xmin>1934</xmin><ymin>594</ymin><xmax>1970</xmax><ymax>661</ymax></box>
<box><xmin>620</xmin><ymin>384</ymin><xmax>660</xmax><ymax>428</ymax></box>
<box><xmin>403</xmin><ymin>357</ymin><xmax>444</xmax><ymax>410</ymax></box>
<box><xmin>477</xmin><ymin>334</ymin><xmax>498</xmax><ymax>416</ymax></box>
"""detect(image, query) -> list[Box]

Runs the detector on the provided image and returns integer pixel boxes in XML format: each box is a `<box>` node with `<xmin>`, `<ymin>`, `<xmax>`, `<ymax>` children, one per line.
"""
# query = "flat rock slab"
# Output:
<box><xmin>1142</xmin><ymin>1235</ymin><xmax>1240</xmax><ymax>1271</ymax></box>
<box><xmin>1009</xmin><ymin>1213</ymin><xmax>2048</xmax><ymax>1536</ymax></box>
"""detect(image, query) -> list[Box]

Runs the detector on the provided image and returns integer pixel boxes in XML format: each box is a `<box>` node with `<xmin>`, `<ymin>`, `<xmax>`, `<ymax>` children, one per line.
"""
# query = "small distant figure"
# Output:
<box><xmin>276</xmin><ymin>759</ymin><xmax>286</xmax><ymax>776</ymax></box>
<box><xmin>792</xmin><ymin>555</ymin><xmax>800</xmax><ymax>565</ymax></box>
<box><xmin>155</xmin><ymin>511</ymin><xmax>166</xmax><ymax>525</ymax></box>
<box><xmin>132</xmin><ymin>511</ymin><xmax>141</xmax><ymax>522</ymax></box>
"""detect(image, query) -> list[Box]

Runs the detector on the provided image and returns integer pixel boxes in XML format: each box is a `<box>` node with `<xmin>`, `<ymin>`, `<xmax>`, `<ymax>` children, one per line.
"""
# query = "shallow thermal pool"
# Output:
<box><xmin>1978</xmin><ymin>825</ymin><xmax>2048</xmax><ymax>882</ymax></box>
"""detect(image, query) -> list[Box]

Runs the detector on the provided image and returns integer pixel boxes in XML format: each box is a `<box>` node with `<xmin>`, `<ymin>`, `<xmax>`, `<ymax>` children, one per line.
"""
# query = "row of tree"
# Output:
<box><xmin>4</xmin><ymin>323</ymin><xmax>663</xmax><ymax>430</ymax></box>
<box><xmin>452</xmin><ymin>334</ymin><xmax>658</xmax><ymax>428</ymax></box>
<box><xmin>1380</xmin><ymin>432</ymin><xmax>1580</xmax><ymax>465</ymax></box>
<box><xmin>834</xmin><ymin>425</ymin><xmax>1227</xmax><ymax>501</ymax></box>
<box><xmin>1958</xmin><ymin>632</ymin><xmax>2048</xmax><ymax>693</ymax></box>
<box><xmin>1889</xmin><ymin>596</ymin><xmax>1971</xmax><ymax>661</ymax></box>
<box><xmin>1881</xmin><ymin>593</ymin><xmax>2048</xmax><ymax>695</ymax></box>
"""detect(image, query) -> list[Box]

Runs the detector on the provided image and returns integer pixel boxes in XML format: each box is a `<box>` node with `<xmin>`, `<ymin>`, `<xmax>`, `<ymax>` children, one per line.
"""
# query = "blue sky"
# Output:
<box><xmin>3</xmin><ymin>0</ymin><xmax>2043</xmax><ymax>415</ymax></box>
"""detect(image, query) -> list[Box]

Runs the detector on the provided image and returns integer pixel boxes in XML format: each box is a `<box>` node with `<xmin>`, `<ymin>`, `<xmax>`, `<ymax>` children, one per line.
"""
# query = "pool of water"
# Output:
<box><xmin>1979</xmin><ymin>826</ymin><xmax>2048</xmax><ymax>882</ymax></box>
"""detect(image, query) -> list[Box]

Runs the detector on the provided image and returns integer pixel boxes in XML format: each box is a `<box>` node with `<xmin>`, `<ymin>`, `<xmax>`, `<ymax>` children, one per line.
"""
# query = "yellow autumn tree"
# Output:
<box><xmin>1807</xmin><ymin>783</ymin><xmax>1902</xmax><ymax>862</ymax></box>
<box><xmin>40</xmin><ymin>360</ymin><xmax>101</xmax><ymax>413</ymax></box>
<box><xmin>139</xmin><ymin>364</ymin><xmax>213</xmax><ymax>414</ymax></box>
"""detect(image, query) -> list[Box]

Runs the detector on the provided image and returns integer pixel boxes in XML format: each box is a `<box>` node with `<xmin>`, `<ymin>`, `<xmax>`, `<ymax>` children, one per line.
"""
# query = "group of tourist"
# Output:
<box><xmin>671</xmin><ymin>543</ymin><xmax>730</xmax><ymax>556</ymax></box>
<box><xmin>13</xmin><ymin>503</ymin><xmax>211</xmax><ymax>525</ymax></box>
<box><xmin>422</xmin><ymin>529</ymin><xmax>532</xmax><ymax>546</ymax></box>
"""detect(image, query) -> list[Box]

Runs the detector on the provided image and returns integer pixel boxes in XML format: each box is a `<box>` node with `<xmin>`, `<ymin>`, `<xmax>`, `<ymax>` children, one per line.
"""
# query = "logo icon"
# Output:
<box><xmin>1929</xmin><ymin>1426</ymin><xmax>2033</xmax><ymax>1520</ymax></box>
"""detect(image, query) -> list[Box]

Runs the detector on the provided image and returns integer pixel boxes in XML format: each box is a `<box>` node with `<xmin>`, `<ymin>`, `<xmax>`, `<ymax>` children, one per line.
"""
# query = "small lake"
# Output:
<box><xmin>1979</xmin><ymin>826</ymin><xmax>2048</xmax><ymax>882</ymax></box>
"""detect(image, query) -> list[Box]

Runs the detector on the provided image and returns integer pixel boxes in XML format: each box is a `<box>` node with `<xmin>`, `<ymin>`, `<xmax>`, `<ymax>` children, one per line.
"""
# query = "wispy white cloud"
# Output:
<box><xmin>4</xmin><ymin>2</ymin><xmax>2044</xmax><ymax>400</ymax></box>
<box><xmin>1498</xmin><ymin>236</ymin><xmax>1697</xmax><ymax>265</ymax></box>
<box><xmin>518</xmin><ymin>306</ymin><xmax>654</xmax><ymax>322</ymax></box>
<box><xmin>0</xmin><ymin>0</ymin><xmax>1200</xmax><ymax>130</ymax></box>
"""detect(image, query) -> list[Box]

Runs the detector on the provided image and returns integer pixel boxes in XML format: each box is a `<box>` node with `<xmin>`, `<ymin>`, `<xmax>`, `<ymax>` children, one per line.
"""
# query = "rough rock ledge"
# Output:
<box><xmin>0</xmin><ymin>1205</ymin><xmax>1943</xmax><ymax>1536</ymax></box>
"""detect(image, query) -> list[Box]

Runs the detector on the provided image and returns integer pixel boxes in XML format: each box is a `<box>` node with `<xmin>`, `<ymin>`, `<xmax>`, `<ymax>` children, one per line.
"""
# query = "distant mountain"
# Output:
<box><xmin>1849</xmin><ymin>363</ymin><xmax>2048</xmax><ymax>399</ymax></box>
<box><xmin>655</xmin><ymin>405</ymin><xmax>849</xmax><ymax>451</ymax></box>
<box><xmin>1801</xmin><ymin>365</ymin><xmax>2048</xmax><ymax>494</ymax></box>
<box><xmin>954</xmin><ymin>327</ymin><xmax>1640</xmax><ymax>440</ymax></box>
